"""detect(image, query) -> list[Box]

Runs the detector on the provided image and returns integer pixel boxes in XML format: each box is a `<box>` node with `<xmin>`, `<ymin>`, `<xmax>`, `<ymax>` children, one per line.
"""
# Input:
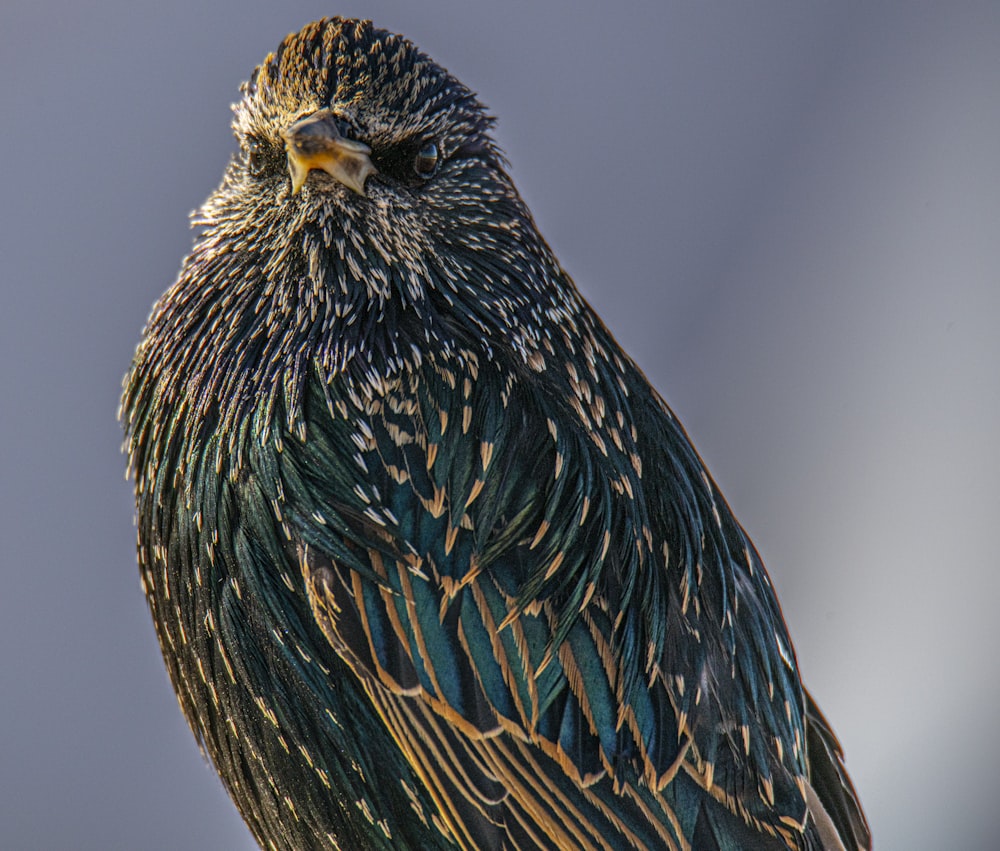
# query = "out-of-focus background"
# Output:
<box><xmin>2</xmin><ymin>2</ymin><xmax>998</xmax><ymax>848</ymax></box>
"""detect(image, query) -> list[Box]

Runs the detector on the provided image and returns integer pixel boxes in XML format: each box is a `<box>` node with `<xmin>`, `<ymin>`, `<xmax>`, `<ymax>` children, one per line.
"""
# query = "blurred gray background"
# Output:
<box><xmin>2</xmin><ymin>1</ymin><xmax>998</xmax><ymax>848</ymax></box>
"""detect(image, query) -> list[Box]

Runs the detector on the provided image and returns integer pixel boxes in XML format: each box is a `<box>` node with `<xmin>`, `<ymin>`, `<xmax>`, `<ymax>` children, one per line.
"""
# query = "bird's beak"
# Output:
<box><xmin>280</xmin><ymin>109</ymin><xmax>376</xmax><ymax>197</ymax></box>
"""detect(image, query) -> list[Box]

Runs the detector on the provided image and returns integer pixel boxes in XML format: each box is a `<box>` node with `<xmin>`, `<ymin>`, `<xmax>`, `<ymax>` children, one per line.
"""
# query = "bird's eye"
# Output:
<box><xmin>412</xmin><ymin>142</ymin><xmax>440</xmax><ymax>179</ymax></box>
<box><xmin>246</xmin><ymin>136</ymin><xmax>279</xmax><ymax>178</ymax></box>
<box><xmin>370</xmin><ymin>138</ymin><xmax>441</xmax><ymax>186</ymax></box>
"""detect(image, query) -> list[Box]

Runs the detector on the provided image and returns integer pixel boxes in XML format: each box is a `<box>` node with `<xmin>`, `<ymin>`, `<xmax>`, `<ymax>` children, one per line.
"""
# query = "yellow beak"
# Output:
<box><xmin>280</xmin><ymin>109</ymin><xmax>376</xmax><ymax>196</ymax></box>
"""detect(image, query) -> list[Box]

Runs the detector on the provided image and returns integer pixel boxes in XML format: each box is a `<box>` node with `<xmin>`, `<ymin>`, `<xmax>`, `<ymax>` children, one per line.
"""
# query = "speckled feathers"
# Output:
<box><xmin>122</xmin><ymin>17</ymin><xmax>869</xmax><ymax>851</ymax></box>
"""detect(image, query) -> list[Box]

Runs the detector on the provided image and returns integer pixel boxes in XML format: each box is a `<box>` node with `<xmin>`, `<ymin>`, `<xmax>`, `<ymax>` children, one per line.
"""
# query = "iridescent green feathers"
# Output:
<box><xmin>272</xmin><ymin>332</ymin><xmax>826</xmax><ymax>849</ymax></box>
<box><xmin>123</xmin><ymin>17</ymin><xmax>869</xmax><ymax>851</ymax></box>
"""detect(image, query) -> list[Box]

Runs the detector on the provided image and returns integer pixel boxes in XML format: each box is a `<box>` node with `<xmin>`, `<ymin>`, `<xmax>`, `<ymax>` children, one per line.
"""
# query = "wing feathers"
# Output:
<box><xmin>282</xmin><ymin>354</ymin><xmax>867</xmax><ymax>849</ymax></box>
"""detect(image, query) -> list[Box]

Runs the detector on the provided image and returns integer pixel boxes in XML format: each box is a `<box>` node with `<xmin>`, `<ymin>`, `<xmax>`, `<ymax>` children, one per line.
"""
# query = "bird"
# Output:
<box><xmin>121</xmin><ymin>17</ymin><xmax>871</xmax><ymax>851</ymax></box>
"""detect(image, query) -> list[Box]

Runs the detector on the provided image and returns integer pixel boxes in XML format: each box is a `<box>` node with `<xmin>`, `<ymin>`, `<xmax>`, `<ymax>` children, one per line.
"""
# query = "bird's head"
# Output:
<box><xmin>185</xmin><ymin>17</ymin><xmax>569</xmax><ymax>368</ymax></box>
<box><xmin>231</xmin><ymin>18</ymin><xmax>497</xmax><ymax>201</ymax></box>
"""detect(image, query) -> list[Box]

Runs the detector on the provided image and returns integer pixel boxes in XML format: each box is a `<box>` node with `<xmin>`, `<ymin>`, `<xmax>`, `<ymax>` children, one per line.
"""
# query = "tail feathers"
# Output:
<box><xmin>805</xmin><ymin>779</ymin><xmax>848</xmax><ymax>851</ymax></box>
<box><xmin>804</xmin><ymin>690</ymin><xmax>872</xmax><ymax>851</ymax></box>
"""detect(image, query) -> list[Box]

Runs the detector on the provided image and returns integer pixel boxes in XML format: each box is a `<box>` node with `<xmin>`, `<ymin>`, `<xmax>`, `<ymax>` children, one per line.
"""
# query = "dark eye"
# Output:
<box><xmin>412</xmin><ymin>142</ymin><xmax>440</xmax><ymax>179</ymax></box>
<box><xmin>245</xmin><ymin>136</ymin><xmax>280</xmax><ymax>178</ymax></box>
<box><xmin>370</xmin><ymin>139</ymin><xmax>441</xmax><ymax>186</ymax></box>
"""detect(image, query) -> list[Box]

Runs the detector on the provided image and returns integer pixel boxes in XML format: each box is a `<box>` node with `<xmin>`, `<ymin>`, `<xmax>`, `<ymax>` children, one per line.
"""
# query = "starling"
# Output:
<box><xmin>122</xmin><ymin>18</ymin><xmax>870</xmax><ymax>851</ymax></box>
